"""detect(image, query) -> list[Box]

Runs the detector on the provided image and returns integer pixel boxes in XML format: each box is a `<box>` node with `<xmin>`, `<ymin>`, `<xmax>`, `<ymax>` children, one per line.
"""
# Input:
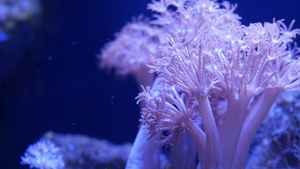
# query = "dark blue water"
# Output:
<box><xmin>0</xmin><ymin>0</ymin><xmax>299</xmax><ymax>168</ymax></box>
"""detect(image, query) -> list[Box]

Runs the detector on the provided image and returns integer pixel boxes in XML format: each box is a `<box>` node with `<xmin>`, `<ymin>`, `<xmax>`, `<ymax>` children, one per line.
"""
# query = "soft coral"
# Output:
<box><xmin>99</xmin><ymin>0</ymin><xmax>300</xmax><ymax>168</ymax></box>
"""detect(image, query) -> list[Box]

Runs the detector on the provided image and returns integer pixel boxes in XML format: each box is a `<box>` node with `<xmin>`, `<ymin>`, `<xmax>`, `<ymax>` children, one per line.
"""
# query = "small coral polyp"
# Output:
<box><xmin>21</xmin><ymin>139</ymin><xmax>65</xmax><ymax>169</ymax></box>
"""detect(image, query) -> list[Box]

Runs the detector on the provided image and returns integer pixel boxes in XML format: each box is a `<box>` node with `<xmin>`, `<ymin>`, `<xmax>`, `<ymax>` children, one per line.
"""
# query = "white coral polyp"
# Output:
<box><xmin>21</xmin><ymin>139</ymin><xmax>65</xmax><ymax>169</ymax></box>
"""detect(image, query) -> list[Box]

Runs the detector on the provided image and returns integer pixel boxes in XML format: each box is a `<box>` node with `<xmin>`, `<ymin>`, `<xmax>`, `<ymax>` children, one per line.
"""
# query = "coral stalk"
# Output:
<box><xmin>234</xmin><ymin>88</ymin><xmax>283</xmax><ymax>169</ymax></box>
<box><xmin>126</xmin><ymin>126</ymin><xmax>161</xmax><ymax>169</ymax></box>
<box><xmin>196</xmin><ymin>95</ymin><xmax>221</xmax><ymax>169</ymax></box>
<box><xmin>219</xmin><ymin>92</ymin><xmax>251</xmax><ymax>169</ymax></box>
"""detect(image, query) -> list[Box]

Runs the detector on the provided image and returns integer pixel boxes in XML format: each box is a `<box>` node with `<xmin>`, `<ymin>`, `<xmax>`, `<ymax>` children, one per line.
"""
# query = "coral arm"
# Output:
<box><xmin>196</xmin><ymin>95</ymin><xmax>222</xmax><ymax>169</ymax></box>
<box><xmin>233</xmin><ymin>88</ymin><xmax>282</xmax><ymax>169</ymax></box>
<box><xmin>125</xmin><ymin>126</ymin><xmax>161</xmax><ymax>169</ymax></box>
<box><xmin>185</xmin><ymin>118</ymin><xmax>206</xmax><ymax>167</ymax></box>
<box><xmin>219</xmin><ymin>92</ymin><xmax>251</xmax><ymax>169</ymax></box>
<box><xmin>126</xmin><ymin>70</ymin><xmax>156</xmax><ymax>168</ymax></box>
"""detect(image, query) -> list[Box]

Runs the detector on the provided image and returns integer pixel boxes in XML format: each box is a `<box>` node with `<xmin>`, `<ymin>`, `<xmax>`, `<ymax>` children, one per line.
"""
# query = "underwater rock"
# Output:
<box><xmin>43</xmin><ymin>131</ymin><xmax>132</xmax><ymax>169</ymax></box>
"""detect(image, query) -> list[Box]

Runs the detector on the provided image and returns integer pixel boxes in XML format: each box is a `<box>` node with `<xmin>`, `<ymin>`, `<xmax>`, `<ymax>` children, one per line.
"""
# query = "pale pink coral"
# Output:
<box><xmin>21</xmin><ymin>139</ymin><xmax>65</xmax><ymax>169</ymax></box>
<box><xmin>137</xmin><ymin>1</ymin><xmax>300</xmax><ymax>169</ymax></box>
<box><xmin>98</xmin><ymin>17</ymin><xmax>165</xmax><ymax>81</ymax></box>
<box><xmin>99</xmin><ymin>0</ymin><xmax>300</xmax><ymax>168</ymax></box>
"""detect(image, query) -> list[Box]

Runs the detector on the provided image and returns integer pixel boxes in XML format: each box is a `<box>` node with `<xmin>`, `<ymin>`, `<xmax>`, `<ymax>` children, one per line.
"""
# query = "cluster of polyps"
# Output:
<box><xmin>137</xmin><ymin>18</ymin><xmax>300</xmax><ymax>168</ymax></box>
<box><xmin>100</xmin><ymin>0</ymin><xmax>300</xmax><ymax>168</ymax></box>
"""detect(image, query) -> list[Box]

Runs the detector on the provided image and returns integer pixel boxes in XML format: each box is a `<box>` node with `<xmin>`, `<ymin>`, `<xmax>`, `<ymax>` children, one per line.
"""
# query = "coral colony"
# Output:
<box><xmin>21</xmin><ymin>0</ymin><xmax>300</xmax><ymax>169</ymax></box>
<box><xmin>21</xmin><ymin>139</ymin><xmax>65</xmax><ymax>169</ymax></box>
<box><xmin>100</xmin><ymin>0</ymin><xmax>300</xmax><ymax>168</ymax></box>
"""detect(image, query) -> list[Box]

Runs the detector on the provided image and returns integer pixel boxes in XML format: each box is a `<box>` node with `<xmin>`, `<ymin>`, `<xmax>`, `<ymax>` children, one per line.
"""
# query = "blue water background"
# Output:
<box><xmin>0</xmin><ymin>0</ymin><xmax>299</xmax><ymax>168</ymax></box>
